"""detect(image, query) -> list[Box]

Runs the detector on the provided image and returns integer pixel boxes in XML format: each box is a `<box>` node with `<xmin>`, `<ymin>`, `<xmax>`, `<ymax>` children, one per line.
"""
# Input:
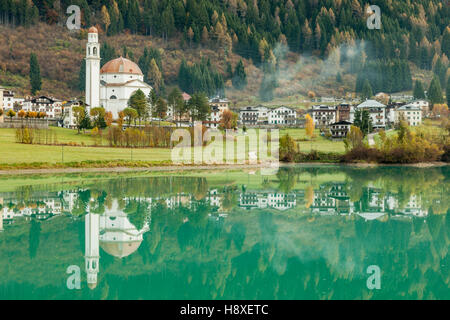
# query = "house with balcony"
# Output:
<box><xmin>268</xmin><ymin>106</ymin><xmax>297</xmax><ymax>125</ymax></box>
<box><xmin>355</xmin><ymin>100</ymin><xmax>386</xmax><ymax>129</ymax></box>
<box><xmin>395</xmin><ymin>104</ymin><xmax>422</xmax><ymax>126</ymax></box>
<box><xmin>330</xmin><ymin>120</ymin><xmax>352</xmax><ymax>139</ymax></box>
<box><xmin>308</xmin><ymin>105</ymin><xmax>337</xmax><ymax>127</ymax></box>
<box><xmin>239</xmin><ymin>106</ymin><xmax>269</xmax><ymax>126</ymax></box>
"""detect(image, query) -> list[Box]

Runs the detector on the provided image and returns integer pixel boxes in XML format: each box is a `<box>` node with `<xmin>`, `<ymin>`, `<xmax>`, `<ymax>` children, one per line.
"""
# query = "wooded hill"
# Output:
<box><xmin>0</xmin><ymin>0</ymin><xmax>449</xmax><ymax>104</ymax></box>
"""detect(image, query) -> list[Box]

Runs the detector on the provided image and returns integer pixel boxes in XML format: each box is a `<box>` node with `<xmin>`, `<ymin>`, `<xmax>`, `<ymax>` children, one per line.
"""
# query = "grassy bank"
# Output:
<box><xmin>0</xmin><ymin>127</ymin><xmax>347</xmax><ymax>168</ymax></box>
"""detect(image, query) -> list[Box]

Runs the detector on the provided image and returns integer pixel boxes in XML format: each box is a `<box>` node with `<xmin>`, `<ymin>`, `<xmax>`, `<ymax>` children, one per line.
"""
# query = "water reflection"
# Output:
<box><xmin>0</xmin><ymin>166</ymin><xmax>448</xmax><ymax>299</ymax></box>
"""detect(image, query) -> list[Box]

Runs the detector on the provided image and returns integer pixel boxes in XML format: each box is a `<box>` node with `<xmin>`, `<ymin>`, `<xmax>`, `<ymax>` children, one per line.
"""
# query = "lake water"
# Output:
<box><xmin>0</xmin><ymin>165</ymin><xmax>448</xmax><ymax>300</ymax></box>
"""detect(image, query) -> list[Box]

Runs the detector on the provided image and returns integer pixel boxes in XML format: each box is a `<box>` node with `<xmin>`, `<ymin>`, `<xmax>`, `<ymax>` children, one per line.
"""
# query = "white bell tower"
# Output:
<box><xmin>85</xmin><ymin>212</ymin><xmax>100</xmax><ymax>290</ymax></box>
<box><xmin>85</xmin><ymin>27</ymin><xmax>100</xmax><ymax>111</ymax></box>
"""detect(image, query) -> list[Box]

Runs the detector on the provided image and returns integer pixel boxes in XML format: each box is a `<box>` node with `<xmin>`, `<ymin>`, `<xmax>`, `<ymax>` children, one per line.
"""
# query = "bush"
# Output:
<box><xmin>279</xmin><ymin>134</ymin><xmax>298</xmax><ymax>162</ymax></box>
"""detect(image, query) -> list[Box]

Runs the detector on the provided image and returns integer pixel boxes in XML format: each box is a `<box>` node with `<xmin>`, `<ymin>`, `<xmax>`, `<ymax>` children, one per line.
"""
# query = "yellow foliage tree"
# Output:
<box><xmin>305</xmin><ymin>114</ymin><xmax>315</xmax><ymax>140</ymax></box>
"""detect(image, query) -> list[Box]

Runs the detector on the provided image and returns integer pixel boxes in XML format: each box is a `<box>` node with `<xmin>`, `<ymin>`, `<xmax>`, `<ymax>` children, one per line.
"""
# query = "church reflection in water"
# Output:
<box><xmin>0</xmin><ymin>171</ymin><xmax>445</xmax><ymax>290</ymax></box>
<box><xmin>85</xmin><ymin>199</ymin><xmax>150</xmax><ymax>289</ymax></box>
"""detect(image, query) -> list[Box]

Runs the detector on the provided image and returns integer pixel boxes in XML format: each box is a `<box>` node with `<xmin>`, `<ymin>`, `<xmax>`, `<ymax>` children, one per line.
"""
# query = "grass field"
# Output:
<box><xmin>0</xmin><ymin>127</ymin><xmax>171</xmax><ymax>164</ymax></box>
<box><xmin>0</xmin><ymin>126</ymin><xmax>346</xmax><ymax>166</ymax></box>
<box><xmin>280</xmin><ymin>128</ymin><xmax>346</xmax><ymax>153</ymax></box>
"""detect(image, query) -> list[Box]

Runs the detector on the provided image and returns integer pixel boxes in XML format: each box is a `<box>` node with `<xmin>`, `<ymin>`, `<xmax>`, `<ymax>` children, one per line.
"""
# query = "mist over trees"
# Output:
<box><xmin>1</xmin><ymin>0</ymin><xmax>449</xmax><ymax>99</ymax></box>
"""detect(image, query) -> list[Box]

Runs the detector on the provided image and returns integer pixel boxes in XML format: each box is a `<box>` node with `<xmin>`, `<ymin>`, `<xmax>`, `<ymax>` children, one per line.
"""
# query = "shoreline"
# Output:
<box><xmin>0</xmin><ymin>161</ymin><xmax>447</xmax><ymax>176</ymax></box>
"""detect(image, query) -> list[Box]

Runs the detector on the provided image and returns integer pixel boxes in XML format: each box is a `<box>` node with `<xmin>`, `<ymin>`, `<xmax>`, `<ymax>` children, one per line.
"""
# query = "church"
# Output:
<box><xmin>85</xmin><ymin>27</ymin><xmax>153</xmax><ymax>118</ymax></box>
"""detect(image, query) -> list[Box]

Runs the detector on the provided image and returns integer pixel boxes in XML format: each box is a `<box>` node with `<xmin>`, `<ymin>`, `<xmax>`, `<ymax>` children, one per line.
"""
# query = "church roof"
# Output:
<box><xmin>100</xmin><ymin>240</ymin><xmax>142</xmax><ymax>258</ymax></box>
<box><xmin>100</xmin><ymin>79</ymin><xmax>151</xmax><ymax>88</ymax></box>
<box><xmin>88</xmin><ymin>26</ymin><xmax>98</xmax><ymax>33</ymax></box>
<box><xmin>100</xmin><ymin>56</ymin><xmax>143</xmax><ymax>75</ymax></box>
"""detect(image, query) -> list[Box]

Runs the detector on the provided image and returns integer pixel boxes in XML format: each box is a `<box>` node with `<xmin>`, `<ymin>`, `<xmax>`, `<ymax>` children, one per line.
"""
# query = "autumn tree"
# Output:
<box><xmin>104</xmin><ymin>111</ymin><xmax>113</xmax><ymax>127</ymax></box>
<box><xmin>219</xmin><ymin>110</ymin><xmax>237</xmax><ymax>129</ymax></box>
<box><xmin>344</xmin><ymin>126</ymin><xmax>364</xmax><ymax>150</ymax></box>
<box><xmin>123</xmin><ymin>107</ymin><xmax>138</xmax><ymax>127</ymax></box>
<box><xmin>305</xmin><ymin>114</ymin><xmax>315</xmax><ymax>139</ymax></box>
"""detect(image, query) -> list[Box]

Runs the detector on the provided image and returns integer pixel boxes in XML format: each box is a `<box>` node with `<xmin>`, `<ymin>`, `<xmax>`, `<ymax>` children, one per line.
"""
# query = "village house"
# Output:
<box><xmin>395</xmin><ymin>104</ymin><xmax>422</xmax><ymax>126</ymax></box>
<box><xmin>268</xmin><ymin>106</ymin><xmax>297</xmax><ymax>125</ymax></box>
<box><xmin>336</xmin><ymin>103</ymin><xmax>352</xmax><ymax>122</ymax></box>
<box><xmin>330</xmin><ymin>120</ymin><xmax>352</xmax><ymax>139</ymax></box>
<box><xmin>166</xmin><ymin>92</ymin><xmax>191</xmax><ymax>122</ymax></box>
<box><xmin>408</xmin><ymin>100</ymin><xmax>430</xmax><ymax>117</ymax></box>
<box><xmin>62</xmin><ymin>99</ymin><xmax>89</xmax><ymax>128</ymax></box>
<box><xmin>2</xmin><ymin>90</ymin><xmax>25</xmax><ymax>111</ymax></box>
<box><xmin>205</xmin><ymin>96</ymin><xmax>230</xmax><ymax>128</ymax></box>
<box><xmin>239</xmin><ymin>106</ymin><xmax>269</xmax><ymax>126</ymax></box>
<box><xmin>22</xmin><ymin>96</ymin><xmax>62</xmax><ymax>119</ymax></box>
<box><xmin>355</xmin><ymin>100</ymin><xmax>386</xmax><ymax>129</ymax></box>
<box><xmin>309</xmin><ymin>105</ymin><xmax>337</xmax><ymax>127</ymax></box>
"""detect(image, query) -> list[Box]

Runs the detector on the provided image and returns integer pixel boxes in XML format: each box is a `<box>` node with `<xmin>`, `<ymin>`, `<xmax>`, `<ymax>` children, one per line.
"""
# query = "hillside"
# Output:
<box><xmin>0</xmin><ymin>0</ymin><xmax>449</xmax><ymax>105</ymax></box>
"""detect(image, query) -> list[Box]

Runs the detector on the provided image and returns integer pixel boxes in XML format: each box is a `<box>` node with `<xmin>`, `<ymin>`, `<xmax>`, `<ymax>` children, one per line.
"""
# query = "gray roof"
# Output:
<box><xmin>357</xmin><ymin>100</ymin><xmax>386</xmax><ymax>108</ymax></box>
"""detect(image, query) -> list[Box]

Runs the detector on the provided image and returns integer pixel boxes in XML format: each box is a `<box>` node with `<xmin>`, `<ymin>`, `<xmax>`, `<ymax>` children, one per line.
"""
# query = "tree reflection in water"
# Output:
<box><xmin>0</xmin><ymin>166</ymin><xmax>448</xmax><ymax>299</ymax></box>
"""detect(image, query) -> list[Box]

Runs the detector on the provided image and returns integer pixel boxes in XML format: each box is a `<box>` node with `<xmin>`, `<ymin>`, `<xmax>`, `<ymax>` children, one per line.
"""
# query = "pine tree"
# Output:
<box><xmin>428</xmin><ymin>77</ymin><xmax>444</xmax><ymax>106</ymax></box>
<box><xmin>361</xmin><ymin>80</ymin><xmax>373</xmax><ymax>100</ymax></box>
<box><xmin>101</xmin><ymin>42</ymin><xmax>116</xmax><ymax>67</ymax></box>
<box><xmin>232</xmin><ymin>59</ymin><xmax>247</xmax><ymax>90</ymax></box>
<box><xmin>413</xmin><ymin>80</ymin><xmax>425</xmax><ymax>99</ymax></box>
<box><xmin>446</xmin><ymin>79</ymin><xmax>450</xmax><ymax>107</ymax></box>
<box><xmin>78</xmin><ymin>59</ymin><xmax>86</xmax><ymax>92</ymax></box>
<box><xmin>29</xmin><ymin>53</ymin><xmax>41</xmax><ymax>95</ymax></box>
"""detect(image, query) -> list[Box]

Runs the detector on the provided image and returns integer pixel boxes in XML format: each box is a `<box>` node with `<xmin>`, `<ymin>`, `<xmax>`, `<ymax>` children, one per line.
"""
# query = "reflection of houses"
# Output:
<box><xmin>239</xmin><ymin>191</ymin><xmax>297</xmax><ymax>211</ymax></box>
<box><xmin>310</xmin><ymin>184</ymin><xmax>354</xmax><ymax>216</ymax></box>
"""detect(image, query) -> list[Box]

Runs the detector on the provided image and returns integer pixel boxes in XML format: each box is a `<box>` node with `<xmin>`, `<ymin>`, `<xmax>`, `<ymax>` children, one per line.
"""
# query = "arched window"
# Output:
<box><xmin>93</xmin><ymin>47</ymin><xmax>97</xmax><ymax>55</ymax></box>
<box><xmin>88</xmin><ymin>47</ymin><xmax>90</xmax><ymax>55</ymax></box>
<box><xmin>110</xmin><ymin>95</ymin><xmax>117</xmax><ymax>100</ymax></box>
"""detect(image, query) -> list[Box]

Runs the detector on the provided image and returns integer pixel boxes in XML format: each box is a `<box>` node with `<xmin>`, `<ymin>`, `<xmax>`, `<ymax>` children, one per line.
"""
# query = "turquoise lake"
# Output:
<box><xmin>0</xmin><ymin>165</ymin><xmax>448</xmax><ymax>299</ymax></box>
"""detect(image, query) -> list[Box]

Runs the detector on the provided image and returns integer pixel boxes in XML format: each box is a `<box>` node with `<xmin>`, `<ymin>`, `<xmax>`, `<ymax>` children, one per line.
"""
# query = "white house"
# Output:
<box><xmin>309</xmin><ymin>105</ymin><xmax>337</xmax><ymax>127</ymax></box>
<box><xmin>205</xmin><ymin>97</ymin><xmax>230</xmax><ymax>128</ymax></box>
<box><xmin>395</xmin><ymin>104</ymin><xmax>422</xmax><ymax>126</ymax></box>
<box><xmin>2</xmin><ymin>90</ymin><xmax>25</xmax><ymax>111</ymax></box>
<box><xmin>408</xmin><ymin>100</ymin><xmax>430</xmax><ymax>117</ymax></box>
<box><xmin>356</xmin><ymin>100</ymin><xmax>386</xmax><ymax>129</ymax></box>
<box><xmin>239</xmin><ymin>106</ymin><xmax>269</xmax><ymax>125</ymax></box>
<box><xmin>268</xmin><ymin>106</ymin><xmax>296</xmax><ymax>125</ymax></box>
<box><xmin>22</xmin><ymin>96</ymin><xmax>62</xmax><ymax>118</ymax></box>
<box><xmin>330</xmin><ymin>120</ymin><xmax>352</xmax><ymax>139</ymax></box>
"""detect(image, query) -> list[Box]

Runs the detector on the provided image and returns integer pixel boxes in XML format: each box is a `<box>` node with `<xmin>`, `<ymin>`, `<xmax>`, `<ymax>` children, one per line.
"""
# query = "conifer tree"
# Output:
<box><xmin>428</xmin><ymin>77</ymin><xmax>444</xmax><ymax>106</ymax></box>
<box><xmin>413</xmin><ymin>80</ymin><xmax>425</xmax><ymax>99</ymax></box>
<box><xmin>232</xmin><ymin>59</ymin><xmax>247</xmax><ymax>90</ymax></box>
<box><xmin>29</xmin><ymin>53</ymin><xmax>41</xmax><ymax>95</ymax></box>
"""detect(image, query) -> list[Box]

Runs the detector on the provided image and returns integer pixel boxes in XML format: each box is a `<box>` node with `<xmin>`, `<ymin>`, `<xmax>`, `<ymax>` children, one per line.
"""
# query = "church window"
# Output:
<box><xmin>88</xmin><ymin>47</ymin><xmax>90</xmax><ymax>55</ymax></box>
<box><xmin>110</xmin><ymin>95</ymin><xmax>117</xmax><ymax>99</ymax></box>
<box><xmin>93</xmin><ymin>47</ymin><xmax>97</xmax><ymax>55</ymax></box>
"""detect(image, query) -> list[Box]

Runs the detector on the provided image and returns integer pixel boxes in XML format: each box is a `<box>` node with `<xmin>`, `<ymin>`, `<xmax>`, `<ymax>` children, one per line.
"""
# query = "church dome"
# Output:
<box><xmin>100</xmin><ymin>57</ymin><xmax>143</xmax><ymax>75</ymax></box>
<box><xmin>100</xmin><ymin>240</ymin><xmax>142</xmax><ymax>258</ymax></box>
<box><xmin>88</xmin><ymin>26</ymin><xmax>98</xmax><ymax>33</ymax></box>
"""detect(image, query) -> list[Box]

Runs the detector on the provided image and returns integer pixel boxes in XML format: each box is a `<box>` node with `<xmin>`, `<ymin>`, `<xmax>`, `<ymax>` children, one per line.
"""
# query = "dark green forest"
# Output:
<box><xmin>1</xmin><ymin>0</ymin><xmax>449</xmax><ymax>96</ymax></box>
